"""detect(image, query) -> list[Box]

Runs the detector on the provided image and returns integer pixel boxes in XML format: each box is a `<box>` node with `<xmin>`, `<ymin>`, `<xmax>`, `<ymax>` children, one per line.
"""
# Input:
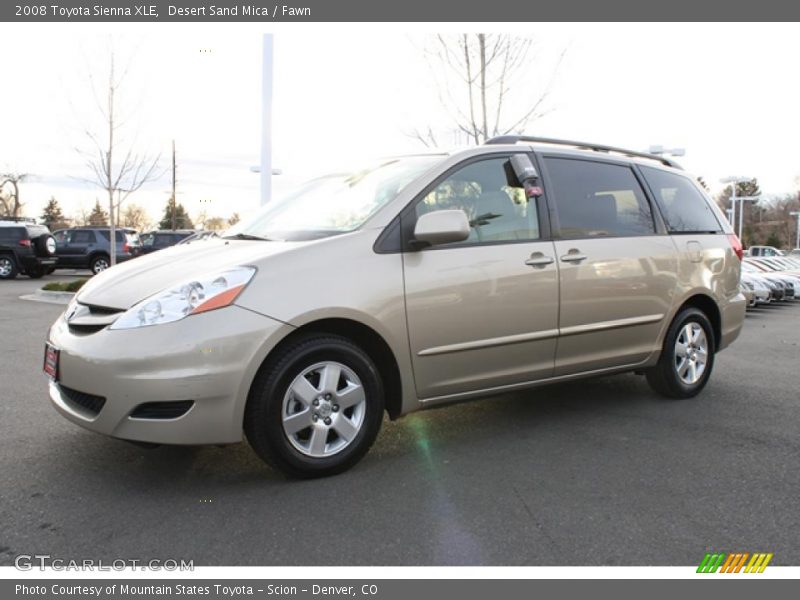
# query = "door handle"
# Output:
<box><xmin>560</xmin><ymin>250</ymin><xmax>587</xmax><ymax>263</ymax></box>
<box><xmin>524</xmin><ymin>254</ymin><xmax>554</xmax><ymax>268</ymax></box>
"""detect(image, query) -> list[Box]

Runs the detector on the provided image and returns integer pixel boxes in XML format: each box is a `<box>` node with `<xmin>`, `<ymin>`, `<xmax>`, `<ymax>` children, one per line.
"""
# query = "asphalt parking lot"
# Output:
<box><xmin>1</xmin><ymin>274</ymin><xmax>799</xmax><ymax>566</ymax></box>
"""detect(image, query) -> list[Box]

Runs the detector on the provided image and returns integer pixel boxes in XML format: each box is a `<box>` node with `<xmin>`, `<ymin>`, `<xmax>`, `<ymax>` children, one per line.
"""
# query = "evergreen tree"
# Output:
<box><xmin>716</xmin><ymin>179</ymin><xmax>762</xmax><ymax>209</ymax></box>
<box><xmin>40</xmin><ymin>196</ymin><xmax>69</xmax><ymax>230</ymax></box>
<box><xmin>765</xmin><ymin>230</ymin><xmax>782</xmax><ymax>248</ymax></box>
<box><xmin>158</xmin><ymin>200</ymin><xmax>194</xmax><ymax>230</ymax></box>
<box><xmin>87</xmin><ymin>200</ymin><xmax>109</xmax><ymax>226</ymax></box>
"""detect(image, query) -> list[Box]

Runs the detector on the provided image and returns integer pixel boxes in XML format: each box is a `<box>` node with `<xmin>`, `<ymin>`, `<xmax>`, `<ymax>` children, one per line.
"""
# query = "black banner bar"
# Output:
<box><xmin>4</xmin><ymin>0</ymin><xmax>800</xmax><ymax>22</ymax></box>
<box><xmin>3</xmin><ymin>579</ymin><xmax>799</xmax><ymax>600</ymax></box>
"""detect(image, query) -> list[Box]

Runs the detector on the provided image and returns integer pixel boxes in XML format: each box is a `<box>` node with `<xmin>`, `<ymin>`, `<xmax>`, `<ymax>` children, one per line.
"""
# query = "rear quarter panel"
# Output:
<box><xmin>657</xmin><ymin>234</ymin><xmax>745</xmax><ymax>358</ymax></box>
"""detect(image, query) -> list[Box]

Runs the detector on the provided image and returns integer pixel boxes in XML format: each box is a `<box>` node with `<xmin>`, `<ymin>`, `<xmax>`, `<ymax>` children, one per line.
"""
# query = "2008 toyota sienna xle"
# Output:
<box><xmin>45</xmin><ymin>136</ymin><xmax>746</xmax><ymax>477</ymax></box>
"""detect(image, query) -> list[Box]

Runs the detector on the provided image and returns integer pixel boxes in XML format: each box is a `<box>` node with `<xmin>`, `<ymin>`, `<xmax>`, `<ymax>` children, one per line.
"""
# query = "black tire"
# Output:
<box><xmin>0</xmin><ymin>255</ymin><xmax>18</xmax><ymax>280</ymax></box>
<box><xmin>90</xmin><ymin>254</ymin><xmax>110</xmax><ymax>275</ymax></box>
<box><xmin>34</xmin><ymin>234</ymin><xmax>57</xmax><ymax>256</ymax></box>
<box><xmin>244</xmin><ymin>334</ymin><xmax>384</xmax><ymax>478</ymax></box>
<box><xmin>46</xmin><ymin>266</ymin><xmax>56</xmax><ymax>274</ymax></box>
<box><xmin>27</xmin><ymin>266</ymin><xmax>46</xmax><ymax>279</ymax></box>
<box><xmin>646</xmin><ymin>307</ymin><xmax>715</xmax><ymax>399</ymax></box>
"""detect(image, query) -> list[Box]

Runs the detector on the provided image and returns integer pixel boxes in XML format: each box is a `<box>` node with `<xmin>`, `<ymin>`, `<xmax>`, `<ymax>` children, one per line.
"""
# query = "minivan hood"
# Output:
<box><xmin>76</xmin><ymin>239</ymin><xmax>300</xmax><ymax>310</ymax></box>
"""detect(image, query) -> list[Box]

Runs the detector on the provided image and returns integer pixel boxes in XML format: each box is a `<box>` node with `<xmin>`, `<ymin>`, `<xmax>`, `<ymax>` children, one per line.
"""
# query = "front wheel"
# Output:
<box><xmin>646</xmin><ymin>308</ymin><xmax>715</xmax><ymax>399</ymax></box>
<box><xmin>244</xmin><ymin>334</ymin><xmax>384</xmax><ymax>478</ymax></box>
<box><xmin>0</xmin><ymin>255</ymin><xmax>18</xmax><ymax>280</ymax></box>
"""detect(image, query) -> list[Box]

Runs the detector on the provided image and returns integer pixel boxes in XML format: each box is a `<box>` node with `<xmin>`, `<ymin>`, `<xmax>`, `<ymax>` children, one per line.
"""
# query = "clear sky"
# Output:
<box><xmin>2</xmin><ymin>22</ymin><xmax>800</xmax><ymax>227</ymax></box>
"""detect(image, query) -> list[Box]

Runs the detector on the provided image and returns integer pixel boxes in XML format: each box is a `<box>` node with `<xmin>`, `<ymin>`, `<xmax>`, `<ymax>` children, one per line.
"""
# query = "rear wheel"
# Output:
<box><xmin>0</xmin><ymin>255</ymin><xmax>18</xmax><ymax>280</ymax></box>
<box><xmin>90</xmin><ymin>254</ymin><xmax>110</xmax><ymax>275</ymax></box>
<box><xmin>646</xmin><ymin>307</ymin><xmax>715</xmax><ymax>399</ymax></box>
<box><xmin>244</xmin><ymin>334</ymin><xmax>384</xmax><ymax>478</ymax></box>
<box><xmin>27</xmin><ymin>266</ymin><xmax>46</xmax><ymax>279</ymax></box>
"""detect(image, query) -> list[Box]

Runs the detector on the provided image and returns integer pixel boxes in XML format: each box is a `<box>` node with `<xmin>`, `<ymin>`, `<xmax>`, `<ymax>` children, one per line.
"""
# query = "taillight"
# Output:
<box><xmin>122</xmin><ymin>242</ymin><xmax>129</xmax><ymax>253</ymax></box>
<box><xmin>727</xmin><ymin>234</ymin><xmax>744</xmax><ymax>260</ymax></box>
<box><xmin>18</xmin><ymin>239</ymin><xmax>31</xmax><ymax>247</ymax></box>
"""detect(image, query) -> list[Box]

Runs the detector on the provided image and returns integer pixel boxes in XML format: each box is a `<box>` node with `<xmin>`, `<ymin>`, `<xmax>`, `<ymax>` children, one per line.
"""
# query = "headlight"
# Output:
<box><xmin>110</xmin><ymin>266</ymin><xmax>256</xmax><ymax>330</ymax></box>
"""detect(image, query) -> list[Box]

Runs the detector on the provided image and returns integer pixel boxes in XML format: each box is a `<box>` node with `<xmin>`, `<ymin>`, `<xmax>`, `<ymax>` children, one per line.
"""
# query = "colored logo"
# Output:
<box><xmin>697</xmin><ymin>552</ymin><xmax>773</xmax><ymax>573</ymax></box>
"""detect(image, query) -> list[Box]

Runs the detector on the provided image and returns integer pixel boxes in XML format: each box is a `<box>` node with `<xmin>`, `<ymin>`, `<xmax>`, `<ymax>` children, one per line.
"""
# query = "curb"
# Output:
<box><xmin>20</xmin><ymin>289</ymin><xmax>75</xmax><ymax>305</ymax></box>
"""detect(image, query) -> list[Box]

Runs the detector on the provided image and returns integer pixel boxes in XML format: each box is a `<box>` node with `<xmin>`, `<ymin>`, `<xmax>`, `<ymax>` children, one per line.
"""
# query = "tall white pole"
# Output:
<box><xmin>738</xmin><ymin>194</ymin><xmax>745</xmax><ymax>240</ymax></box>
<box><xmin>791</xmin><ymin>211</ymin><xmax>800</xmax><ymax>249</ymax></box>
<box><xmin>260</xmin><ymin>34</ymin><xmax>274</xmax><ymax>206</ymax></box>
<box><xmin>730</xmin><ymin>183</ymin><xmax>737</xmax><ymax>231</ymax></box>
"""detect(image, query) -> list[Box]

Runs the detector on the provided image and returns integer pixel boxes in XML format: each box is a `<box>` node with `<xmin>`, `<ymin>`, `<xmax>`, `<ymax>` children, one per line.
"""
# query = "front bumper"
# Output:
<box><xmin>47</xmin><ymin>305</ymin><xmax>288</xmax><ymax>445</ymax></box>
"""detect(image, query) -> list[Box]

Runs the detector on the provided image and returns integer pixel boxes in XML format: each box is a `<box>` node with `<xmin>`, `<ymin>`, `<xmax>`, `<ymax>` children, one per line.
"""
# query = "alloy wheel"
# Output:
<box><xmin>0</xmin><ymin>257</ymin><xmax>12</xmax><ymax>277</ymax></box>
<box><xmin>674</xmin><ymin>322</ymin><xmax>708</xmax><ymax>385</ymax></box>
<box><xmin>281</xmin><ymin>361</ymin><xmax>367</xmax><ymax>458</ymax></box>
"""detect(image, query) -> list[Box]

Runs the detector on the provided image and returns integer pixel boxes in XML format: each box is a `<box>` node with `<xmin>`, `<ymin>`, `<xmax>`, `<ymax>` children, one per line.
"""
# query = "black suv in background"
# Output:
<box><xmin>52</xmin><ymin>227</ymin><xmax>141</xmax><ymax>275</ymax></box>
<box><xmin>138</xmin><ymin>229</ymin><xmax>195</xmax><ymax>255</ymax></box>
<box><xmin>0</xmin><ymin>218</ymin><xmax>57</xmax><ymax>280</ymax></box>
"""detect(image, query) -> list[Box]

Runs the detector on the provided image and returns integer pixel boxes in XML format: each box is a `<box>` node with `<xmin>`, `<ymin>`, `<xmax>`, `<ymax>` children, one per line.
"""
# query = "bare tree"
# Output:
<box><xmin>121</xmin><ymin>203</ymin><xmax>152</xmax><ymax>231</ymax></box>
<box><xmin>77</xmin><ymin>49</ymin><xmax>161</xmax><ymax>265</ymax></box>
<box><xmin>412</xmin><ymin>34</ymin><xmax>565</xmax><ymax>146</ymax></box>
<box><xmin>0</xmin><ymin>172</ymin><xmax>28</xmax><ymax>217</ymax></box>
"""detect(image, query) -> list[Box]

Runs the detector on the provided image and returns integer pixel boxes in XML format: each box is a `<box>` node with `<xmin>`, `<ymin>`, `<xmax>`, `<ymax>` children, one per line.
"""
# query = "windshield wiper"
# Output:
<box><xmin>223</xmin><ymin>233</ymin><xmax>273</xmax><ymax>241</ymax></box>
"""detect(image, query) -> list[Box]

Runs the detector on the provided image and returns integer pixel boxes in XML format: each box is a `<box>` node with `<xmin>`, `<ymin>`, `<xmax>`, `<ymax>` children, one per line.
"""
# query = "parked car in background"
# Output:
<box><xmin>747</xmin><ymin>245</ymin><xmax>784</xmax><ymax>257</ymax></box>
<box><xmin>52</xmin><ymin>227</ymin><xmax>141</xmax><ymax>275</ymax></box>
<box><xmin>46</xmin><ymin>136</ymin><xmax>746</xmax><ymax>477</ymax></box>
<box><xmin>740</xmin><ymin>273</ymin><xmax>772</xmax><ymax>305</ymax></box>
<box><xmin>177</xmin><ymin>230</ymin><xmax>219</xmax><ymax>245</ymax></box>
<box><xmin>0</xmin><ymin>218</ymin><xmax>57</xmax><ymax>279</ymax></box>
<box><xmin>138</xmin><ymin>230</ymin><xmax>195</xmax><ymax>255</ymax></box>
<box><xmin>745</xmin><ymin>258</ymin><xmax>800</xmax><ymax>300</ymax></box>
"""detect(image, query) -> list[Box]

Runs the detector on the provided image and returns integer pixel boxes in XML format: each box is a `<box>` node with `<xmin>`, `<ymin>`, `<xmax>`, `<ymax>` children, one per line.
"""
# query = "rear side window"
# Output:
<box><xmin>71</xmin><ymin>230</ymin><xmax>95</xmax><ymax>244</ymax></box>
<box><xmin>543</xmin><ymin>158</ymin><xmax>655</xmax><ymax>238</ymax></box>
<box><xmin>640</xmin><ymin>167</ymin><xmax>723</xmax><ymax>233</ymax></box>
<box><xmin>98</xmin><ymin>230</ymin><xmax>135</xmax><ymax>242</ymax></box>
<box><xmin>0</xmin><ymin>227</ymin><xmax>24</xmax><ymax>243</ymax></box>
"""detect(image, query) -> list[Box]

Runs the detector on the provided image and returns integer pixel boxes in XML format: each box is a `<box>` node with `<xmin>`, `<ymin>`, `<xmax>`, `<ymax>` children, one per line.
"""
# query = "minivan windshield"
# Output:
<box><xmin>224</xmin><ymin>156</ymin><xmax>440</xmax><ymax>242</ymax></box>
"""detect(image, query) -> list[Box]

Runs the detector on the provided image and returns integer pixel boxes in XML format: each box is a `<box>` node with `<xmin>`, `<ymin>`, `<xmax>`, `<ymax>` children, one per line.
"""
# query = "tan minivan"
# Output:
<box><xmin>45</xmin><ymin>137</ymin><xmax>746</xmax><ymax>477</ymax></box>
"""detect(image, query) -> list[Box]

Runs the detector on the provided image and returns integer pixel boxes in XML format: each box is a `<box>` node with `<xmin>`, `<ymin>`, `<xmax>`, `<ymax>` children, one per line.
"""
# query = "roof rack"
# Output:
<box><xmin>485</xmin><ymin>135</ymin><xmax>683</xmax><ymax>169</ymax></box>
<box><xmin>0</xmin><ymin>216</ymin><xmax>36</xmax><ymax>223</ymax></box>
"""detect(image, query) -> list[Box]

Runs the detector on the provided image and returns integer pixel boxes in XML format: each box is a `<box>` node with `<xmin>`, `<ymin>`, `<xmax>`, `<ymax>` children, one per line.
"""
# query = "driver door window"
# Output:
<box><xmin>415</xmin><ymin>156</ymin><xmax>540</xmax><ymax>245</ymax></box>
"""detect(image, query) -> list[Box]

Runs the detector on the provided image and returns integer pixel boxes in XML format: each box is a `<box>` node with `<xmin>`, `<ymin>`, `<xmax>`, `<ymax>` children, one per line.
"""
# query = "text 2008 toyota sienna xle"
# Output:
<box><xmin>45</xmin><ymin>137</ymin><xmax>746</xmax><ymax>477</ymax></box>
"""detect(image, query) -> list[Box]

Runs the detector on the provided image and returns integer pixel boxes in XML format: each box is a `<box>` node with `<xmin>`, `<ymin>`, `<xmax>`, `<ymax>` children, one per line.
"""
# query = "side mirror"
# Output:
<box><xmin>412</xmin><ymin>210</ymin><xmax>470</xmax><ymax>247</ymax></box>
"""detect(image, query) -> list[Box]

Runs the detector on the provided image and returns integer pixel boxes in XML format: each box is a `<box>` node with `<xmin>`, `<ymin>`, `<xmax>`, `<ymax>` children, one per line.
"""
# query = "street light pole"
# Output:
<box><xmin>720</xmin><ymin>176</ymin><xmax>755</xmax><ymax>235</ymax></box>
<box><xmin>736</xmin><ymin>196</ymin><xmax>759</xmax><ymax>241</ymax></box>
<box><xmin>791</xmin><ymin>211</ymin><xmax>800</xmax><ymax>250</ymax></box>
<box><xmin>260</xmin><ymin>33</ymin><xmax>274</xmax><ymax>206</ymax></box>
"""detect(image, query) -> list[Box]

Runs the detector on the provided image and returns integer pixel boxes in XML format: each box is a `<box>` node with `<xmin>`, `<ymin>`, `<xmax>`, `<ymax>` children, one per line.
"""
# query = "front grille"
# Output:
<box><xmin>67</xmin><ymin>323</ymin><xmax>107</xmax><ymax>334</ymax></box>
<box><xmin>129</xmin><ymin>400</ymin><xmax>194</xmax><ymax>420</ymax></box>
<box><xmin>86</xmin><ymin>304</ymin><xmax>123</xmax><ymax>315</ymax></box>
<box><xmin>66</xmin><ymin>303</ymin><xmax>123</xmax><ymax>335</ymax></box>
<box><xmin>59</xmin><ymin>384</ymin><xmax>106</xmax><ymax>416</ymax></box>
